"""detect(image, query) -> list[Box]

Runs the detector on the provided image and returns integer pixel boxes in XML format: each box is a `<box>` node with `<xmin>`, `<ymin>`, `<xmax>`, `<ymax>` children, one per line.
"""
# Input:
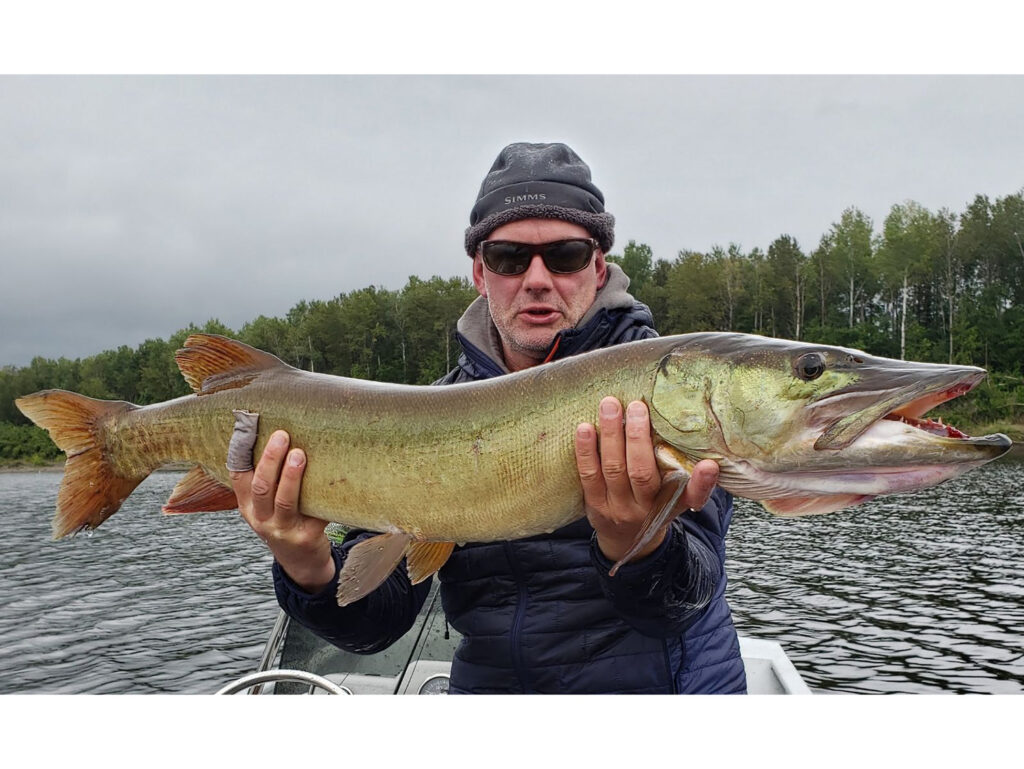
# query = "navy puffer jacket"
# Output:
<box><xmin>273</xmin><ymin>267</ymin><xmax>746</xmax><ymax>693</ymax></box>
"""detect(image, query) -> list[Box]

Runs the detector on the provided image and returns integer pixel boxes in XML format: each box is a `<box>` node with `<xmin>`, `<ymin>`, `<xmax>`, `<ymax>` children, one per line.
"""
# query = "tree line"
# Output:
<box><xmin>3</xmin><ymin>191</ymin><xmax>1023</xmax><ymax>463</ymax></box>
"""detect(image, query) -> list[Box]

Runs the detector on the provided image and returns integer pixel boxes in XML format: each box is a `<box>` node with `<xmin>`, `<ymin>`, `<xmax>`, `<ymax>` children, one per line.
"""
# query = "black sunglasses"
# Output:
<box><xmin>479</xmin><ymin>238</ymin><xmax>597</xmax><ymax>276</ymax></box>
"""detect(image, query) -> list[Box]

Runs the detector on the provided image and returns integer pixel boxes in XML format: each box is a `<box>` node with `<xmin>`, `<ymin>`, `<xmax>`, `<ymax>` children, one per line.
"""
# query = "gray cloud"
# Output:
<box><xmin>2</xmin><ymin>75</ymin><xmax>1022</xmax><ymax>366</ymax></box>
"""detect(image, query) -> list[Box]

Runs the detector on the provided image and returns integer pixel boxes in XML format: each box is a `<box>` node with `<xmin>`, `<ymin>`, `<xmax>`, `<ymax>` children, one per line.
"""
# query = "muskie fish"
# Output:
<box><xmin>17</xmin><ymin>333</ymin><xmax>1012</xmax><ymax>605</ymax></box>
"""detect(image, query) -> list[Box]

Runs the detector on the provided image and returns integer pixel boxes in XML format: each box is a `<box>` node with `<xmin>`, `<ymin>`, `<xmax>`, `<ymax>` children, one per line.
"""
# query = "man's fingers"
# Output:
<box><xmin>274</xmin><ymin>448</ymin><xmax>306</xmax><ymax>517</ymax></box>
<box><xmin>623</xmin><ymin>400</ymin><xmax>660</xmax><ymax>501</ymax></box>
<box><xmin>250</xmin><ymin>430</ymin><xmax>290</xmax><ymax>522</ymax></box>
<box><xmin>229</xmin><ymin>468</ymin><xmax>254</xmax><ymax>514</ymax></box>
<box><xmin>681</xmin><ymin>459</ymin><xmax>720</xmax><ymax>511</ymax></box>
<box><xmin>575</xmin><ymin>422</ymin><xmax>606</xmax><ymax>494</ymax></box>
<box><xmin>596</xmin><ymin>397</ymin><xmax>628</xmax><ymax>485</ymax></box>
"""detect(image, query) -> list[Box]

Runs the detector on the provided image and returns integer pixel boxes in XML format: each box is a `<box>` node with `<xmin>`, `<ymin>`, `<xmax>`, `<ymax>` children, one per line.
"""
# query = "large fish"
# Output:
<box><xmin>16</xmin><ymin>333</ymin><xmax>1012</xmax><ymax>604</ymax></box>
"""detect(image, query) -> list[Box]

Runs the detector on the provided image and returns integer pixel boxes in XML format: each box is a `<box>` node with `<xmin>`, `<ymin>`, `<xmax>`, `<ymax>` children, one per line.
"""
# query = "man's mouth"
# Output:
<box><xmin>518</xmin><ymin>306</ymin><xmax>562</xmax><ymax>324</ymax></box>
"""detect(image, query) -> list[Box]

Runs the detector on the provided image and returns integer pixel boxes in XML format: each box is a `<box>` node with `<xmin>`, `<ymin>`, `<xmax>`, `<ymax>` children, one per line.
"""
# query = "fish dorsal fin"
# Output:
<box><xmin>174</xmin><ymin>334</ymin><xmax>290</xmax><ymax>395</ymax></box>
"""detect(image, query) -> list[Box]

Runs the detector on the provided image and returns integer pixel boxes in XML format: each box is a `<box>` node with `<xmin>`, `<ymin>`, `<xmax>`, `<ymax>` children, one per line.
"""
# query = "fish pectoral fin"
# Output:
<box><xmin>609</xmin><ymin>467</ymin><xmax>692</xmax><ymax>577</ymax></box>
<box><xmin>405</xmin><ymin>542</ymin><xmax>455</xmax><ymax>584</ymax></box>
<box><xmin>162</xmin><ymin>465</ymin><xmax>239</xmax><ymax>514</ymax></box>
<box><xmin>336</xmin><ymin>531</ymin><xmax>413</xmax><ymax>607</ymax></box>
<box><xmin>762</xmin><ymin>494</ymin><xmax>875</xmax><ymax>517</ymax></box>
<box><xmin>653</xmin><ymin>442</ymin><xmax>696</xmax><ymax>474</ymax></box>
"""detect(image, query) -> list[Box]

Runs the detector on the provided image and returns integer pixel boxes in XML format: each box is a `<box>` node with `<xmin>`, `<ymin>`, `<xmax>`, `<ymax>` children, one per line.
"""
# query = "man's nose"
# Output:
<box><xmin>521</xmin><ymin>254</ymin><xmax>554</xmax><ymax>288</ymax></box>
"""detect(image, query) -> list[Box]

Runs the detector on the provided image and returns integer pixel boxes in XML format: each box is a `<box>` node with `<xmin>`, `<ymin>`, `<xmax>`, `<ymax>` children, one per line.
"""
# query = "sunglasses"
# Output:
<box><xmin>479</xmin><ymin>238</ymin><xmax>598</xmax><ymax>276</ymax></box>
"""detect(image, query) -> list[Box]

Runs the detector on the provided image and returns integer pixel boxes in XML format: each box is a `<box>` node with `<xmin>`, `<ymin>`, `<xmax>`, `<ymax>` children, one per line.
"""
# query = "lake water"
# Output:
<box><xmin>1</xmin><ymin>453</ymin><xmax>1022</xmax><ymax>694</ymax></box>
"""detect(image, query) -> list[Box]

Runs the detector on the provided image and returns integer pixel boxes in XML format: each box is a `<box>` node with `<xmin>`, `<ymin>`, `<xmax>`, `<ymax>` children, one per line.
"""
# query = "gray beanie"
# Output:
<box><xmin>464</xmin><ymin>142</ymin><xmax>616</xmax><ymax>256</ymax></box>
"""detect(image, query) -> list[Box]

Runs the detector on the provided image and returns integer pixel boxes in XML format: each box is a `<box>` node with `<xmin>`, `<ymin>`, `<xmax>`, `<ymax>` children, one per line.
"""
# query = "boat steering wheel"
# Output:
<box><xmin>215</xmin><ymin>669</ymin><xmax>352</xmax><ymax>695</ymax></box>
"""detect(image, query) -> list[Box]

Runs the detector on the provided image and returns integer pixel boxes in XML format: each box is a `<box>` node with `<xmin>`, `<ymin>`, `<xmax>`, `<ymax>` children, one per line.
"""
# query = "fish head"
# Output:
<box><xmin>648</xmin><ymin>333</ymin><xmax>1013</xmax><ymax>516</ymax></box>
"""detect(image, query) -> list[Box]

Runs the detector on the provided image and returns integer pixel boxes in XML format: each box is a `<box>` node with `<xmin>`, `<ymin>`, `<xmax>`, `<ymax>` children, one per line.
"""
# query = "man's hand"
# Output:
<box><xmin>229</xmin><ymin>429</ymin><xmax>336</xmax><ymax>594</ymax></box>
<box><xmin>574</xmin><ymin>396</ymin><xmax>720</xmax><ymax>565</ymax></box>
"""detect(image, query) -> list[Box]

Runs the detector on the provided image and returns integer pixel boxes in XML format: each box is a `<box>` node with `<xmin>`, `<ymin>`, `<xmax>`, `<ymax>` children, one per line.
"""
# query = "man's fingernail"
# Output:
<box><xmin>600</xmin><ymin>399</ymin><xmax>618</xmax><ymax>417</ymax></box>
<box><xmin>288</xmin><ymin>449</ymin><xmax>304</xmax><ymax>467</ymax></box>
<box><xmin>627</xmin><ymin>401</ymin><xmax>646</xmax><ymax>418</ymax></box>
<box><xmin>270</xmin><ymin>431</ymin><xmax>288</xmax><ymax>448</ymax></box>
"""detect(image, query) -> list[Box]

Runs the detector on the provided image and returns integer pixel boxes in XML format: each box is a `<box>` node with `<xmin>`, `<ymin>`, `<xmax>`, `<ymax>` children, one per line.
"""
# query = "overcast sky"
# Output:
<box><xmin>2</xmin><ymin>74</ymin><xmax>1023</xmax><ymax>367</ymax></box>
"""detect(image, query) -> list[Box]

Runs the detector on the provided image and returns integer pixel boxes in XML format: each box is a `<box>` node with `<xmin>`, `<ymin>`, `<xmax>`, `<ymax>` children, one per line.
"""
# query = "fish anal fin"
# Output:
<box><xmin>762</xmin><ymin>494</ymin><xmax>875</xmax><ymax>517</ymax></box>
<box><xmin>336</xmin><ymin>531</ymin><xmax>413</xmax><ymax>607</ymax></box>
<box><xmin>406</xmin><ymin>542</ymin><xmax>455</xmax><ymax>584</ymax></box>
<box><xmin>174</xmin><ymin>334</ymin><xmax>291</xmax><ymax>395</ymax></box>
<box><xmin>163</xmin><ymin>465</ymin><xmax>238</xmax><ymax>514</ymax></box>
<box><xmin>15</xmin><ymin>390</ymin><xmax>147</xmax><ymax>539</ymax></box>
<box><xmin>609</xmin><ymin>467</ymin><xmax>692</xmax><ymax>577</ymax></box>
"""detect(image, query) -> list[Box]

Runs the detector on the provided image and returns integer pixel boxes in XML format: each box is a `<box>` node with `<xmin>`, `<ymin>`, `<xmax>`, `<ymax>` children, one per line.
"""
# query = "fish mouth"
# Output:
<box><xmin>882</xmin><ymin>411</ymin><xmax>970</xmax><ymax>439</ymax></box>
<box><xmin>814</xmin><ymin>368</ymin><xmax>1010</xmax><ymax>454</ymax></box>
<box><xmin>880</xmin><ymin>379</ymin><xmax>977</xmax><ymax>439</ymax></box>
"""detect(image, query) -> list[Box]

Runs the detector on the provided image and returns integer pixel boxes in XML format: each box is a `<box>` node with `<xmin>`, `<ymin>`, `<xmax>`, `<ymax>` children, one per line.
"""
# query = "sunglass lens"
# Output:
<box><xmin>543</xmin><ymin>240</ymin><xmax>593</xmax><ymax>273</ymax></box>
<box><xmin>481</xmin><ymin>239</ymin><xmax>595</xmax><ymax>275</ymax></box>
<box><xmin>482</xmin><ymin>242</ymin><xmax>530</xmax><ymax>275</ymax></box>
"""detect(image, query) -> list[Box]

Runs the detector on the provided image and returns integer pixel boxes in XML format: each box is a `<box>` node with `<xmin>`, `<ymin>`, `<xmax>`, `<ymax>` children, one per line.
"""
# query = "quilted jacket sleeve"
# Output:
<box><xmin>272</xmin><ymin>529</ymin><xmax>432</xmax><ymax>654</ymax></box>
<box><xmin>589</xmin><ymin>487</ymin><xmax>732</xmax><ymax>639</ymax></box>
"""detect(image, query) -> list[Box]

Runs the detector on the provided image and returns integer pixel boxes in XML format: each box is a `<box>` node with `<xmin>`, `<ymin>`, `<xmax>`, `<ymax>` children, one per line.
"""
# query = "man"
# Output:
<box><xmin>230</xmin><ymin>142</ymin><xmax>747</xmax><ymax>693</ymax></box>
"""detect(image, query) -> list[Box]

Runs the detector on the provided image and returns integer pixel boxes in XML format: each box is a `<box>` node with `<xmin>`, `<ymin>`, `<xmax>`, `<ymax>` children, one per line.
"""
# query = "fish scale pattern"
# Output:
<box><xmin>272</xmin><ymin>291</ymin><xmax>746</xmax><ymax>693</ymax></box>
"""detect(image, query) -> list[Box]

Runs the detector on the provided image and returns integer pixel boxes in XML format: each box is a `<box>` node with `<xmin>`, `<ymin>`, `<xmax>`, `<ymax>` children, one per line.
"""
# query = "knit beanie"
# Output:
<box><xmin>464</xmin><ymin>142</ymin><xmax>616</xmax><ymax>256</ymax></box>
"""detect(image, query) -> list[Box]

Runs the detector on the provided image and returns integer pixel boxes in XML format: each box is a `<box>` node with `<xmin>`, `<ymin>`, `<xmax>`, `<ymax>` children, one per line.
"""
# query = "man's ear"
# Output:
<box><xmin>472</xmin><ymin>255</ymin><xmax>488</xmax><ymax>297</ymax></box>
<box><xmin>594</xmin><ymin>252</ymin><xmax>608</xmax><ymax>289</ymax></box>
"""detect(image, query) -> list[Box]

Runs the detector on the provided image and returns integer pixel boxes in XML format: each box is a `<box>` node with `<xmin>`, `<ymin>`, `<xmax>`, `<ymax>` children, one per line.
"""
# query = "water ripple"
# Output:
<box><xmin>0</xmin><ymin>471</ymin><xmax>278</xmax><ymax>693</ymax></box>
<box><xmin>726</xmin><ymin>455</ymin><xmax>1024</xmax><ymax>694</ymax></box>
<box><xmin>2</xmin><ymin>454</ymin><xmax>1022</xmax><ymax>694</ymax></box>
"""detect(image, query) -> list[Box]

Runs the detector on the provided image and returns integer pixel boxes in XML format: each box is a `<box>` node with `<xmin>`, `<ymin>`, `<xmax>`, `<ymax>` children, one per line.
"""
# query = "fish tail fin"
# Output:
<box><xmin>15</xmin><ymin>390</ymin><xmax>148</xmax><ymax>538</ymax></box>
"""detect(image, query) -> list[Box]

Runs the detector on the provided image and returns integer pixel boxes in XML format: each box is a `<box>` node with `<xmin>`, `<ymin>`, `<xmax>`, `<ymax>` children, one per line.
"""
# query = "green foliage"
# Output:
<box><xmin>764</xmin><ymin>235</ymin><xmax>809</xmax><ymax>339</ymax></box>
<box><xmin>636</xmin><ymin>189</ymin><xmax>1024</xmax><ymax>428</ymax></box>
<box><xmin>0</xmin><ymin>422</ymin><xmax>60</xmax><ymax>463</ymax></box>
<box><xmin>607</xmin><ymin>240</ymin><xmax>654</xmax><ymax>293</ymax></box>
<box><xmin>0</xmin><ymin>274</ymin><xmax>476</xmax><ymax>462</ymax></box>
<box><xmin>2</xmin><ymin>189</ymin><xmax>1024</xmax><ymax>452</ymax></box>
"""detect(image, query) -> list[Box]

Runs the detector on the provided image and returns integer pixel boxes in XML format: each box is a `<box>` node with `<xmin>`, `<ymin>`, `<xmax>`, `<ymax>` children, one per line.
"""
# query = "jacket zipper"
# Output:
<box><xmin>504</xmin><ymin>541</ymin><xmax>531</xmax><ymax>692</ymax></box>
<box><xmin>665</xmin><ymin>638</ymin><xmax>679</xmax><ymax>694</ymax></box>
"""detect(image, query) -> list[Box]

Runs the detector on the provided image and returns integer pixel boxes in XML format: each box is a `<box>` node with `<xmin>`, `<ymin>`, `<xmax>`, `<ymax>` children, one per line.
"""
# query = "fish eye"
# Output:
<box><xmin>795</xmin><ymin>352</ymin><xmax>827</xmax><ymax>381</ymax></box>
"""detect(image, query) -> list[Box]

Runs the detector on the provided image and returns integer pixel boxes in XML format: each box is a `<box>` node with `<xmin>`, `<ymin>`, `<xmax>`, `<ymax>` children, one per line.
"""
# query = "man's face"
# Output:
<box><xmin>472</xmin><ymin>218</ymin><xmax>607</xmax><ymax>372</ymax></box>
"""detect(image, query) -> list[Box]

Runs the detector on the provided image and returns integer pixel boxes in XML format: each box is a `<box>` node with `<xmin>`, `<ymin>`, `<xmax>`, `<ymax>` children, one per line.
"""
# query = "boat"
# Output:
<box><xmin>218</xmin><ymin>581</ymin><xmax>812</xmax><ymax>695</ymax></box>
